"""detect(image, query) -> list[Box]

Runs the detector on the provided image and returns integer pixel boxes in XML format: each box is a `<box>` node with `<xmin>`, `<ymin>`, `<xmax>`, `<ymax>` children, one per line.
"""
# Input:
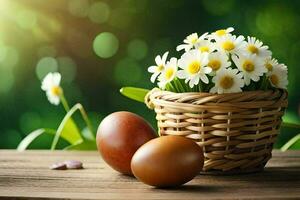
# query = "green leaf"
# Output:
<box><xmin>64</xmin><ymin>140</ymin><xmax>97</xmax><ymax>150</ymax></box>
<box><xmin>61</xmin><ymin>118</ymin><xmax>82</xmax><ymax>144</ymax></box>
<box><xmin>283</xmin><ymin>112</ymin><xmax>300</xmax><ymax>124</ymax></box>
<box><xmin>120</xmin><ymin>87</ymin><xmax>149</xmax><ymax>103</ymax></box>
<box><xmin>281</xmin><ymin>134</ymin><xmax>300</xmax><ymax>151</ymax></box>
<box><xmin>51</xmin><ymin>104</ymin><xmax>85</xmax><ymax>150</ymax></box>
<box><xmin>17</xmin><ymin>128</ymin><xmax>56</xmax><ymax>151</ymax></box>
<box><xmin>282</xmin><ymin>122</ymin><xmax>300</xmax><ymax>129</ymax></box>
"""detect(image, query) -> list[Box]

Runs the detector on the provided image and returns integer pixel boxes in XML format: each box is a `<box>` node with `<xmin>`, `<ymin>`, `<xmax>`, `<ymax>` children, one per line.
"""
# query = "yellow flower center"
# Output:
<box><xmin>199</xmin><ymin>46</ymin><xmax>209</xmax><ymax>53</ymax></box>
<box><xmin>51</xmin><ymin>86</ymin><xmax>62</xmax><ymax>96</ymax></box>
<box><xmin>188</xmin><ymin>61</ymin><xmax>201</xmax><ymax>74</ymax></box>
<box><xmin>270</xmin><ymin>74</ymin><xmax>279</xmax><ymax>86</ymax></box>
<box><xmin>247</xmin><ymin>45</ymin><xmax>258</xmax><ymax>54</ymax></box>
<box><xmin>208</xmin><ymin>60</ymin><xmax>221</xmax><ymax>71</ymax></box>
<box><xmin>216</xmin><ymin>29</ymin><xmax>226</xmax><ymax>36</ymax></box>
<box><xmin>191</xmin><ymin>38</ymin><xmax>198</xmax><ymax>44</ymax></box>
<box><xmin>243</xmin><ymin>60</ymin><xmax>255</xmax><ymax>72</ymax></box>
<box><xmin>265</xmin><ymin>63</ymin><xmax>273</xmax><ymax>71</ymax></box>
<box><xmin>220</xmin><ymin>76</ymin><xmax>234</xmax><ymax>89</ymax></box>
<box><xmin>222</xmin><ymin>41</ymin><xmax>235</xmax><ymax>51</ymax></box>
<box><xmin>157</xmin><ymin>65</ymin><xmax>164</xmax><ymax>72</ymax></box>
<box><xmin>165</xmin><ymin>68</ymin><xmax>174</xmax><ymax>80</ymax></box>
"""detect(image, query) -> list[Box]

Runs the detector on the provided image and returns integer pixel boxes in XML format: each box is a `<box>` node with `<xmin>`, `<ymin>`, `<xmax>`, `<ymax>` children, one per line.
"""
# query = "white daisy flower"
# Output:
<box><xmin>264</xmin><ymin>57</ymin><xmax>279</xmax><ymax>72</ymax></box>
<box><xmin>207</xmin><ymin>51</ymin><xmax>231</xmax><ymax>74</ymax></box>
<box><xmin>232</xmin><ymin>54</ymin><xmax>267</xmax><ymax>86</ymax></box>
<box><xmin>267</xmin><ymin>64</ymin><xmax>288</xmax><ymax>89</ymax></box>
<box><xmin>41</xmin><ymin>72</ymin><xmax>62</xmax><ymax>105</ymax></box>
<box><xmin>210</xmin><ymin>27</ymin><xmax>234</xmax><ymax>40</ymax></box>
<box><xmin>210</xmin><ymin>68</ymin><xmax>244</xmax><ymax>94</ymax></box>
<box><xmin>195</xmin><ymin>40</ymin><xmax>217</xmax><ymax>53</ymax></box>
<box><xmin>148</xmin><ymin>51</ymin><xmax>169</xmax><ymax>83</ymax></box>
<box><xmin>176</xmin><ymin>32</ymin><xmax>208</xmax><ymax>52</ymax></box>
<box><xmin>243</xmin><ymin>36</ymin><xmax>271</xmax><ymax>58</ymax></box>
<box><xmin>177</xmin><ymin>50</ymin><xmax>211</xmax><ymax>88</ymax></box>
<box><xmin>157</xmin><ymin>57</ymin><xmax>178</xmax><ymax>89</ymax></box>
<box><xmin>216</xmin><ymin>34</ymin><xmax>245</xmax><ymax>55</ymax></box>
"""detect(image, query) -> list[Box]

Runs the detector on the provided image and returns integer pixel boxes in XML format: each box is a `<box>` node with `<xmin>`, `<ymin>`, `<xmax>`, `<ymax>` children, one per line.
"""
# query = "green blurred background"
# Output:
<box><xmin>0</xmin><ymin>0</ymin><xmax>299</xmax><ymax>149</ymax></box>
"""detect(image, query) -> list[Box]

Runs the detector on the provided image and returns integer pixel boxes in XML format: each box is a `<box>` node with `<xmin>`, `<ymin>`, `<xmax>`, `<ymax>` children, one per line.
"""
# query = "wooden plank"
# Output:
<box><xmin>0</xmin><ymin>150</ymin><xmax>299</xmax><ymax>200</ymax></box>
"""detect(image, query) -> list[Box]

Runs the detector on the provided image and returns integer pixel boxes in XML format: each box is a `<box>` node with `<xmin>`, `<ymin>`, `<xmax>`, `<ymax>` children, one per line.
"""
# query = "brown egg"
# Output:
<box><xmin>131</xmin><ymin>135</ymin><xmax>204</xmax><ymax>187</ymax></box>
<box><xmin>96</xmin><ymin>111</ymin><xmax>157</xmax><ymax>175</ymax></box>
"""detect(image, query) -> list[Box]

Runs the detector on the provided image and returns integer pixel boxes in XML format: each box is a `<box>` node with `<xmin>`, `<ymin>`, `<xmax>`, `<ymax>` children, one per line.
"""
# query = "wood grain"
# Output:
<box><xmin>0</xmin><ymin>150</ymin><xmax>299</xmax><ymax>200</ymax></box>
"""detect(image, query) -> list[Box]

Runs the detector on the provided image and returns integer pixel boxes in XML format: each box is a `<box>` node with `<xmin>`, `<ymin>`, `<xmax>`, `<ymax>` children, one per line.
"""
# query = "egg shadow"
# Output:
<box><xmin>151</xmin><ymin>184</ymin><xmax>219</xmax><ymax>193</ymax></box>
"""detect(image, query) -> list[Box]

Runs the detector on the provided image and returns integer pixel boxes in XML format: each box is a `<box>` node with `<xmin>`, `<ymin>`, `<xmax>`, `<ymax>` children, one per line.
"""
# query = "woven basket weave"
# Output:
<box><xmin>145</xmin><ymin>88</ymin><xmax>288</xmax><ymax>174</ymax></box>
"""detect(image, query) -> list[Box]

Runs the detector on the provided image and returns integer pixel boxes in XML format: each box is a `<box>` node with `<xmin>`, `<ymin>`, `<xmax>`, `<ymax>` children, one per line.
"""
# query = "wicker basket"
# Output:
<box><xmin>145</xmin><ymin>88</ymin><xmax>288</xmax><ymax>174</ymax></box>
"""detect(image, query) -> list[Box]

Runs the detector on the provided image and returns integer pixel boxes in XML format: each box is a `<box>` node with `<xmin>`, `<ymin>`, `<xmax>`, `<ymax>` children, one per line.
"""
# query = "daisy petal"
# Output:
<box><xmin>148</xmin><ymin>66</ymin><xmax>157</xmax><ymax>73</ymax></box>
<box><xmin>200</xmin><ymin>74</ymin><xmax>209</xmax><ymax>84</ymax></box>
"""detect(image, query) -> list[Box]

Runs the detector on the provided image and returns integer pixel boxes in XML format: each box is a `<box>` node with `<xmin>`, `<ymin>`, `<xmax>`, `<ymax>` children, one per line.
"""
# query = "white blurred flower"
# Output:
<box><xmin>207</xmin><ymin>51</ymin><xmax>231</xmax><ymax>74</ymax></box>
<box><xmin>41</xmin><ymin>72</ymin><xmax>62</xmax><ymax>105</ymax></box>
<box><xmin>264</xmin><ymin>57</ymin><xmax>279</xmax><ymax>72</ymax></box>
<box><xmin>267</xmin><ymin>64</ymin><xmax>288</xmax><ymax>89</ymax></box>
<box><xmin>177</xmin><ymin>50</ymin><xmax>211</xmax><ymax>88</ymax></box>
<box><xmin>158</xmin><ymin>57</ymin><xmax>178</xmax><ymax>89</ymax></box>
<box><xmin>216</xmin><ymin>34</ymin><xmax>245</xmax><ymax>55</ymax></box>
<box><xmin>148</xmin><ymin>51</ymin><xmax>169</xmax><ymax>83</ymax></box>
<box><xmin>210</xmin><ymin>68</ymin><xmax>244</xmax><ymax>94</ymax></box>
<box><xmin>210</xmin><ymin>27</ymin><xmax>234</xmax><ymax>40</ymax></box>
<box><xmin>232</xmin><ymin>54</ymin><xmax>267</xmax><ymax>86</ymax></box>
<box><xmin>195</xmin><ymin>40</ymin><xmax>217</xmax><ymax>53</ymax></box>
<box><xmin>176</xmin><ymin>32</ymin><xmax>208</xmax><ymax>52</ymax></box>
<box><xmin>243</xmin><ymin>36</ymin><xmax>271</xmax><ymax>58</ymax></box>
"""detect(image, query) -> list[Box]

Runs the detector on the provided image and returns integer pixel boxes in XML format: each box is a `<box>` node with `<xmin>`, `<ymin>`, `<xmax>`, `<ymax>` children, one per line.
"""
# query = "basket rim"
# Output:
<box><xmin>145</xmin><ymin>88</ymin><xmax>288</xmax><ymax>111</ymax></box>
<box><xmin>147</xmin><ymin>88</ymin><xmax>287</xmax><ymax>96</ymax></box>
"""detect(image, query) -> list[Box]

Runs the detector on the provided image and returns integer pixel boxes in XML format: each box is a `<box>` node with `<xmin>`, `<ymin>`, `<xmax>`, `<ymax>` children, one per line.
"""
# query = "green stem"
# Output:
<box><xmin>281</xmin><ymin>134</ymin><xmax>300</xmax><ymax>151</ymax></box>
<box><xmin>51</xmin><ymin>103</ymin><xmax>95</xmax><ymax>150</ymax></box>
<box><xmin>179</xmin><ymin>78</ymin><xmax>189</xmax><ymax>92</ymax></box>
<box><xmin>170</xmin><ymin>81</ymin><xmax>179</xmax><ymax>93</ymax></box>
<box><xmin>175</xmin><ymin>78</ymin><xmax>185</xmax><ymax>93</ymax></box>
<box><xmin>78</xmin><ymin>105</ymin><xmax>95</xmax><ymax>140</ymax></box>
<box><xmin>51</xmin><ymin>104</ymin><xmax>82</xmax><ymax>150</ymax></box>
<box><xmin>259</xmin><ymin>75</ymin><xmax>268</xmax><ymax>91</ymax></box>
<box><xmin>60</xmin><ymin>93</ymin><xmax>70</xmax><ymax>112</ymax></box>
<box><xmin>168</xmin><ymin>83</ymin><xmax>176</xmax><ymax>92</ymax></box>
<box><xmin>198</xmin><ymin>81</ymin><xmax>203</xmax><ymax>92</ymax></box>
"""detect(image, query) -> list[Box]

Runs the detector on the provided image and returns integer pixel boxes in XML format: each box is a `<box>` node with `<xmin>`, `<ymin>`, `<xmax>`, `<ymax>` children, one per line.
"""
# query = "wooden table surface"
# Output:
<box><xmin>0</xmin><ymin>150</ymin><xmax>299</xmax><ymax>200</ymax></box>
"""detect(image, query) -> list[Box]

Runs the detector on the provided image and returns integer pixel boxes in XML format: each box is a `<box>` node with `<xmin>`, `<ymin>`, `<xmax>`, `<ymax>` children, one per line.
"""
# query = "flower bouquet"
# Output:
<box><xmin>121</xmin><ymin>27</ymin><xmax>289</xmax><ymax>174</ymax></box>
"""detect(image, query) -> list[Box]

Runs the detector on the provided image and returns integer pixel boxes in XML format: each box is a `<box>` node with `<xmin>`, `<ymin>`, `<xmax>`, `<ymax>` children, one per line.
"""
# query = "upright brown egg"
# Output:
<box><xmin>96</xmin><ymin>111</ymin><xmax>157</xmax><ymax>175</ymax></box>
<box><xmin>131</xmin><ymin>135</ymin><xmax>204</xmax><ymax>187</ymax></box>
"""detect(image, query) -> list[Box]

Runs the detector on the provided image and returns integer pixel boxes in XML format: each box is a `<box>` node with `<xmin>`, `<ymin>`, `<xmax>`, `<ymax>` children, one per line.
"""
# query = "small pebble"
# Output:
<box><xmin>64</xmin><ymin>160</ymin><xmax>83</xmax><ymax>169</ymax></box>
<box><xmin>50</xmin><ymin>162</ymin><xmax>67</xmax><ymax>170</ymax></box>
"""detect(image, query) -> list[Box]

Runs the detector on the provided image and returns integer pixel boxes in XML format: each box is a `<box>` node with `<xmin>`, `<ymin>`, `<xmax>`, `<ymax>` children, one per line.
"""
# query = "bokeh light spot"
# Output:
<box><xmin>17</xmin><ymin>10</ymin><xmax>37</xmax><ymax>29</ymax></box>
<box><xmin>127</xmin><ymin>39</ymin><xmax>148</xmax><ymax>60</ymax></box>
<box><xmin>68</xmin><ymin>0</ymin><xmax>90</xmax><ymax>18</ymax></box>
<box><xmin>114</xmin><ymin>57</ymin><xmax>142</xmax><ymax>85</ymax></box>
<box><xmin>88</xmin><ymin>2</ymin><xmax>110</xmax><ymax>24</ymax></box>
<box><xmin>36</xmin><ymin>57</ymin><xmax>58</xmax><ymax>80</ymax></box>
<box><xmin>93</xmin><ymin>32</ymin><xmax>119</xmax><ymax>58</ymax></box>
<box><xmin>57</xmin><ymin>56</ymin><xmax>77</xmax><ymax>83</ymax></box>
